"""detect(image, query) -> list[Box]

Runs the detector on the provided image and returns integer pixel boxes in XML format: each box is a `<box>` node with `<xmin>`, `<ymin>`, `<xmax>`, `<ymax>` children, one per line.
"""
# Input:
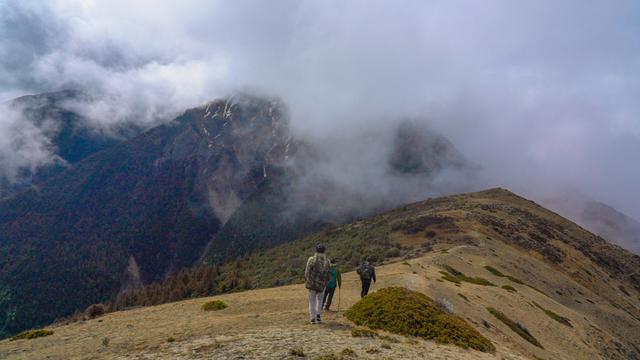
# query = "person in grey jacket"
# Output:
<box><xmin>304</xmin><ymin>244</ymin><xmax>330</xmax><ymax>324</ymax></box>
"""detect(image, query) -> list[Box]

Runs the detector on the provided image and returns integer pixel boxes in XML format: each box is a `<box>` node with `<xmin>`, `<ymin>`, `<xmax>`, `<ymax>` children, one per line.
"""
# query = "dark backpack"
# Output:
<box><xmin>357</xmin><ymin>263</ymin><xmax>373</xmax><ymax>281</ymax></box>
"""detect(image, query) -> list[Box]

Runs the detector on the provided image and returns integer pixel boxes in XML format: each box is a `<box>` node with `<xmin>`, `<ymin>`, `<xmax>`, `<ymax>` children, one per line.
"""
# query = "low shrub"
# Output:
<box><xmin>345</xmin><ymin>287</ymin><xmax>495</xmax><ymax>352</ymax></box>
<box><xmin>317</xmin><ymin>354</ymin><xmax>339</xmax><ymax>360</ymax></box>
<box><xmin>486</xmin><ymin>307</ymin><xmax>543</xmax><ymax>348</ymax></box>
<box><xmin>85</xmin><ymin>303</ymin><xmax>107</xmax><ymax>319</ymax></box>
<box><xmin>533</xmin><ymin>302</ymin><xmax>572</xmax><ymax>327</ymax></box>
<box><xmin>202</xmin><ymin>300</ymin><xmax>227</xmax><ymax>311</ymax></box>
<box><xmin>341</xmin><ymin>348</ymin><xmax>356</xmax><ymax>356</ymax></box>
<box><xmin>289</xmin><ymin>347</ymin><xmax>305</xmax><ymax>357</ymax></box>
<box><xmin>11</xmin><ymin>329</ymin><xmax>54</xmax><ymax>341</ymax></box>
<box><xmin>351</xmin><ymin>327</ymin><xmax>377</xmax><ymax>338</ymax></box>
<box><xmin>484</xmin><ymin>266</ymin><xmax>504</xmax><ymax>277</ymax></box>
<box><xmin>386</xmin><ymin>248</ymin><xmax>401</xmax><ymax>258</ymax></box>
<box><xmin>440</xmin><ymin>266</ymin><xmax>495</xmax><ymax>286</ymax></box>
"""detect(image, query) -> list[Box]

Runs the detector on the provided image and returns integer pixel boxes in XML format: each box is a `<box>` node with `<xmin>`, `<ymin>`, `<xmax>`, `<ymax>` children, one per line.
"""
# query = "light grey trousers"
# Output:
<box><xmin>308</xmin><ymin>289</ymin><xmax>325</xmax><ymax>321</ymax></box>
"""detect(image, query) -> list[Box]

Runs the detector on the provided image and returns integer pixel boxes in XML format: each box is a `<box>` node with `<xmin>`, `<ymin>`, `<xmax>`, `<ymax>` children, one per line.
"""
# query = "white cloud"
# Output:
<box><xmin>1</xmin><ymin>0</ymin><xmax>640</xmax><ymax>218</ymax></box>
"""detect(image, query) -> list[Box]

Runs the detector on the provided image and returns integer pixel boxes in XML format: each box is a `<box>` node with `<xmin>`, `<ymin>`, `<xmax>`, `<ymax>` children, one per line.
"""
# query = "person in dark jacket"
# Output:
<box><xmin>323</xmin><ymin>258</ymin><xmax>342</xmax><ymax>311</ymax></box>
<box><xmin>356</xmin><ymin>257</ymin><xmax>376</xmax><ymax>298</ymax></box>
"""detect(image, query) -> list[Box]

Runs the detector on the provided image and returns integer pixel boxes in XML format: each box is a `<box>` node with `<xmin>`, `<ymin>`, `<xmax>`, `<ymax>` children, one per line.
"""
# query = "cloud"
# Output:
<box><xmin>0</xmin><ymin>102</ymin><xmax>62</xmax><ymax>182</ymax></box>
<box><xmin>1</xmin><ymin>0</ymin><xmax>640</xmax><ymax>219</ymax></box>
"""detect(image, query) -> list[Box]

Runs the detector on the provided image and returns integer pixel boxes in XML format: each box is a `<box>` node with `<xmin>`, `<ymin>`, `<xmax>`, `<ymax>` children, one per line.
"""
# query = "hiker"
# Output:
<box><xmin>304</xmin><ymin>244</ymin><xmax>331</xmax><ymax>324</ymax></box>
<box><xmin>356</xmin><ymin>257</ymin><xmax>376</xmax><ymax>298</ymax></box>
<box><xmin>323</xmin><ymin>258</ymin><xmax>342</xmax><ymax>311</ymax></box>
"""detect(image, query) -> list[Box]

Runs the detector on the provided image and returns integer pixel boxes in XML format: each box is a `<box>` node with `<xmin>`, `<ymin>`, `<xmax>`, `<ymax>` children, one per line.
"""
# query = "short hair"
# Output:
<box><xmin>316</xmin><ymin>244</ymin><xmax>326</xmax><ymax>253</ymax></box>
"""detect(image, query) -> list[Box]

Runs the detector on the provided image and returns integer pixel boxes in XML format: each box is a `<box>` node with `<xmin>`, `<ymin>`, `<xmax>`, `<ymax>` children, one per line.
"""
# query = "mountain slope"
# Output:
<box><xmin>42</xmin><ymin>187</ymin><xmax>637</xmax><ymax>360</ymax></box>
<box><xmin>209</xmin><ymin>188</ymin><xmax>639</xmax><ymax>358</ymax></box>
<box><xmin>1</xmin><ymin>189</ymin><xmax>638</xmax><ymax>359</ymax></box>
<box><xmin>579</xmin><ymin>201</ymin><xmax>640</xmax><ymax>255</ymax></box>
<box><xmin>0</xmin><ymin>94</ymin><xmax>292</xmax><ymax>338</ymax></box>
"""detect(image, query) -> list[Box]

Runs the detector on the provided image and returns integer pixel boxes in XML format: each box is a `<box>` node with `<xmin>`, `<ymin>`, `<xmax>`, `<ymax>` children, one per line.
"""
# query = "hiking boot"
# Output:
<box><xmin>316</xmin><ymin>315</ymin><xmax>321</xmax><ymax>323</ymax></box>
<box><xmin>310</xmin><ymin>318</ymin><xmax>316</xmax><ymax>324</ymax></box>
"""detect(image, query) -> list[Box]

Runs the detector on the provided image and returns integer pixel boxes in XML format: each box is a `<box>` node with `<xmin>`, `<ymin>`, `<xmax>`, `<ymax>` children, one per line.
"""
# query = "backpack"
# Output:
<box><xmin>305</xmin><ymin>254</ymin><xmax>330</xmax><ymax>291</ymax></box>
<box><xmin>357</xmin><ymin>263</ymin><xmax>373</xmax><ymax>281</ymax></box>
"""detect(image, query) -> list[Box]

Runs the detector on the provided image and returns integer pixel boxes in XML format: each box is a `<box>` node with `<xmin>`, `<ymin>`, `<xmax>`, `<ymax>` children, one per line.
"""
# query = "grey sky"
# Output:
<box><xmin>1</xmin><ymin>0</ymin><xmax>639</xmax><ymax>218</ymax></box>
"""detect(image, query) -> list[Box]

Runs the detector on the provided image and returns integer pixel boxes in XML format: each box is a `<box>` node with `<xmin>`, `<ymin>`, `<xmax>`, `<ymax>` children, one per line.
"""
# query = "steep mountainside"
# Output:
<box><xmin>1</xmin><ymin>188</ymin><xmax>638</xmax><ymax>360</ymax></box>
<box><xmin>0</xmin><ymin>93</ymin><xmax>477</xmax><ymax>338</ymax></box>
<box><xmin>0</xmin><ymin>94</ymin><xmax>292</xmax><ymax>338</ymax></box>
<box><xmin>580</xmin><ymin>201</ymin><xmax>640</xmax><ymax>254</ymax></box>
<box><xmin>543</xmin><ymin>194</ymin><xmax>640</xmax><ymax>255</ymax></box>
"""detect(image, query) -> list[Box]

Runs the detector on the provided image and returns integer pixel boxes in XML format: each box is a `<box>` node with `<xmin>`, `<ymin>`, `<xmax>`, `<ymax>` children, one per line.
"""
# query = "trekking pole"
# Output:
<box><xmin>338</xmin><ymin>287</ymin><xmax>341</xmax><ymax>312</ymax></box>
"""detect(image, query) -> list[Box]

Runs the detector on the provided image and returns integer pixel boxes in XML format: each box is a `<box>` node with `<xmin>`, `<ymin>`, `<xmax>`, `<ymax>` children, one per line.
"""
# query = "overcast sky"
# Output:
<box><xmin>1</xmin><ymin>0</ymin><xmax>640</xmax><ymax>219</ymax></box>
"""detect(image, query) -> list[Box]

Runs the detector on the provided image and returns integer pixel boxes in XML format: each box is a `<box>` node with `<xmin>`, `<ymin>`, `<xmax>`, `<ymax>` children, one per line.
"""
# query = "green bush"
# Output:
<box><xmin>289</xmin><ymin>347</ymin><xmax>305</xmax><ymax>357</ymax></box>
<box><xmin>532</xmin><ymin>302</ymin><xmax>572</xmax><ymax>327</ymax></box>
<box><xmin>440</xmin><ymin>266</ymin><xmax>495</xmax><ymax>286</ymax></box>
<box><xmin>484</xmin><ymin>266</ymin><xmax>504</xmax><ymax>277</ymax></box>
<box><xmin>386</xmin><ymin>248</ymin><xmax>401</xmax><ymax>258</ymax></box>
<box><xmin>345</xmin><ymin>287</ymin><xmax>495</xmax><ymax>352</ymax></box>
<box><xmin>10</xmin><ymin>329</ymin><xmax>53</xmax><ymax>341</ymax></box>
<box><xmin>351</xmin><ymin>327</ymin><xmax>378</xmax><ymax>338</ymax></box>
<box><xmin>202</xmin><ymin>300</ymin><xmax>227</xmax><ymax>311</ymax></box>
<box><xmin>486</xmin><ymin>307</ymin><xmax>543</xmax><ymax>348</ymax></box>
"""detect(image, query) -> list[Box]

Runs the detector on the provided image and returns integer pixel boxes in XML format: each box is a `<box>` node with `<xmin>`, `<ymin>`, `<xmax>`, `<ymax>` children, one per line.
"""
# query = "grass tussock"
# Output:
<box><xmin>484</xmin><ymin>265</ymin><xmax>524</xmax><ymax>284</ymax></box>
<box><xmin>351</xmin><ymin>327</ymin><xmax>378</xmax><ymax>338</ymax></box>
<box><xmin>484</xmin><ymin>265</ymin><xmax>548</xmax><ymax>295</ymax></box>
<box><xmin>202</xmin><ymin>300</ymin><xmax>227</xmax><ymax>311</ymax></box>
<box><xmin>486</xmin><ymin>307</ymin><xmax>543</xmax><ymax>348</ymax></box>
<box><xmin>10</xmin><ymin>329</ymin><xmax>54</xmax><ymax>341</ymax></box>
<box><xmin>533</xmin><ymin>302</ymin><xmax>572</xmax><ymax>327</ymax></box>
<box><xmin>440</xmin><ymin>266</ymin><xmax>495</xmax><ymax>286</ymax></box>
<box><xmin>341</xmin><ymin>348</ymin><xmax>356</xmax><ymax>356</ymax></box>
<box><xmin>345</xmin><ymin>287</ymin><xmax>495</xmax><ymax>352</ymax></box>
<box><xmin>289</xmin><ymin>347</ymin><xmax>306</xmax><ymax>357</ymax></box>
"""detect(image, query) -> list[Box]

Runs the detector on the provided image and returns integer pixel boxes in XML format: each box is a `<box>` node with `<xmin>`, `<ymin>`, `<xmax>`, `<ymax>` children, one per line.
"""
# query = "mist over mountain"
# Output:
<box><xmin>1</xmin><ymin>1</ymin><xmax>639</xmax><ymax>222</ymax></box>
<box><xmin>1</xmin><ymin>1</ymin><xmax>640</xmax><ymax>354</ymax></box>
<box><xmin>0</xmin><ymin>90</ymin><xmax>143</xmax><ymax>198</ymax></box>
<box><xmin>0</xmin><ymin>93</ymin><xmax>474</xmax><ymax>338</ymax></box>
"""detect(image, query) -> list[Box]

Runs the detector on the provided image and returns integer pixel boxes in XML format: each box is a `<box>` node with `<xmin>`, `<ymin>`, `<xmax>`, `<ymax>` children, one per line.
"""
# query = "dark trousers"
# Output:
<box><xmin>360</xmin><ymin>280</ymin><xmax>371</xmax><ymax>298</ymax></box>
<box><xmin>323</xmin><ymin>286</ymin><xmax>336</xmax><ymax>309</ymax></box>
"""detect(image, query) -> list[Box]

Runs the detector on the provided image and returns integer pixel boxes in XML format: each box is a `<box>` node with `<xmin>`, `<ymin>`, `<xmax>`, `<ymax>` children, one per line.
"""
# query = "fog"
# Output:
<box><xmin>1</xmin><ymin>0</ymin><xmax>640</xmax><ymax>220</ymax></box>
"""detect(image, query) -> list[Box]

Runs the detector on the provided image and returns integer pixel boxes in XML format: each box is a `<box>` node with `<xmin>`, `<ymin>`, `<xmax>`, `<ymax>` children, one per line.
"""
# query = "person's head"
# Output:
<box><xmin>316</xmin><ymin>244</ymin><xmax>326</xmax><ymax>254</ymax></box>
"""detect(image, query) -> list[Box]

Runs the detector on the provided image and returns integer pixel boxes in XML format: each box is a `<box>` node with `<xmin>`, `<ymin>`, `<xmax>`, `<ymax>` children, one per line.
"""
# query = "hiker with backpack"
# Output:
<box><xmin>356</xmin><ymin>257</ymin><xmax>376</xmax><ymax>298</ymax></box>
<box><xmin>304</xmin><ymin>244</ymin><xmax>331</xmax><ymax>324</ymax></box>
<box><xmin>323</xmin><ymin>258</ymin><xmax>342</xmax><ymax>311</ymax></box>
